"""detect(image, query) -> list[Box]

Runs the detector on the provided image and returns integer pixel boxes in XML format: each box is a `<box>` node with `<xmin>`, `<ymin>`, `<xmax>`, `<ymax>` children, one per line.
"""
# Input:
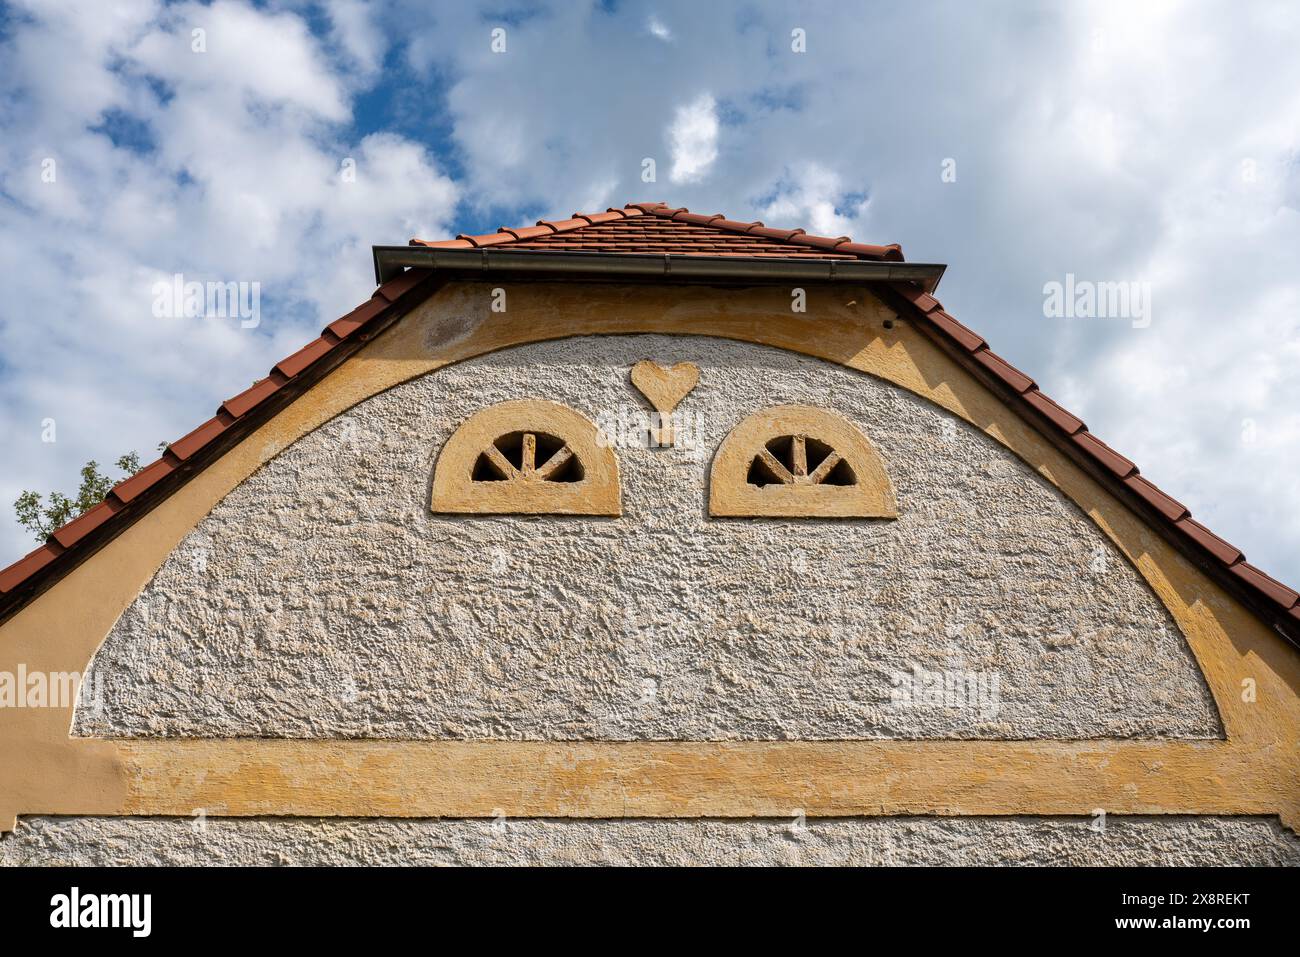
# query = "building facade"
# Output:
<box><xmin>2</xmin><ymin>203</ymin><xmax>1298</xmax><ymax>865</ymax></box>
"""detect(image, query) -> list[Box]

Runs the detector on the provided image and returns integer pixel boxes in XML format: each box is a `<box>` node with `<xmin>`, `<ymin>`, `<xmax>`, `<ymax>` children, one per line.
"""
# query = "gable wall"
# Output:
<box><xmin>3</xmin><ymin>279</ymin><xmax>1298</xmax><ymax>864</ymax></box>
<box><xmin>75</xmin><ymin>335</ymin><xmax>1219</xmax><ymax>741</ymax></box>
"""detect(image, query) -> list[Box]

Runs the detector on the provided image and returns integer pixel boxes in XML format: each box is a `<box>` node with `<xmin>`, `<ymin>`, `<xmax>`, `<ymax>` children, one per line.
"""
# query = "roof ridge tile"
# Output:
<box><xmin>1228</xmin><ymin>561</ymin><xmax>1300</xmax><ymax>610</ymax></box>
<box><xmin>973</xmin><ymin>348</ymin><xmax>1036</xmax><ymax>393</ymax></box>
<box><xmin>1073</xmin><ymin>431</ymin><xmax>1138</xmax><ymax>479</ymax></box>
<box><xmin>927</xmin><ymin>310</ymin><xmax>986</xmax><ymax>352</ymax></box>
<box><xmin>110</xmin><ymin>457</ymin><xmax>177</xmax><ymax>506</ymax></box>
<box><xmin>1124</xmin><ymin>474</ymin><xmax>1189</xmax><ymax>522</ymax></box>
<box><xmin>406</xmin><ymin>202</ymin><xmax>907</xmax><ymax>261</ymax></box>
<box><xmin>1177</xmin><ymin>517</ymin><xmax>1243</xmax><ymax>566</ymax></box>
<box><xmin>50</xmin><ymin>499</ymin><xmax>120</xmax><ymax>550</ymax></box>
<box><xmin>455</xmin><ymin>231</ymin><xmax>514</xmax><ymax>248</ymax></box>
<box><xmin>0</xmin><ymin>544</ymin><xmax>62</xmax><ymax>594</ymax></box>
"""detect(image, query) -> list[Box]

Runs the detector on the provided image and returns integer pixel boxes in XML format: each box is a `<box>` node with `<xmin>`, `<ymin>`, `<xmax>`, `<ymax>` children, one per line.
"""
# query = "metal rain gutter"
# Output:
<box><xmin>372</xmin><ymin>245</ymin><xmax>947</xmax><ymax>292</ymax></box>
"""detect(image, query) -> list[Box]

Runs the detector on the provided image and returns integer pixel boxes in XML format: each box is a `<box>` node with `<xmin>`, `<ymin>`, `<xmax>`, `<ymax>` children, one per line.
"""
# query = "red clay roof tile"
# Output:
<box><xmin>0</xmin><ymin>545</ymin><xmax>61</xmax><ymax>593</ymax></box>
<box><xmin>499</xmin><ymin>225</ymin><xmax>552</xmax><ymax>240</ymax></box>
<box><xmin>220</xmin><ymin>372</ymin><xmax>288</xmax><ymax>420</ymax></box>
<box><xmin>789</xmin><ymin>233</ymin><xmax>850</xmax><ymax>250</ymax></box>
<box><xmin>274</xmin><ymin>337</ymin><xmax>336</xmax><ymax>379</ymax></box>
<box><xmin>1124</xmin><ymin>475</ymin><xmax>1189</xmax><ymax>522</ymax></box>
<box><xmin>407</xmin><ymin>203</ymin><xmax>905</xmax><ymax>262</ymax></box>
<box><xmin>1176</xmin><ymin>518</ymin><xmax>1243</xmax><ymax>566</ymax></box>
<box><xmin>502</xmin><ymin>216</ymin><xmax>866</xmax><ymax>259</ymax></box>
<box><xmin>838</xmin><ymin>242</ymin><xmax>904</xmax><ymax>261</ymax></box>
<box><xmin>50</xmin><ymin>500</ymin><xmax>119</xmax><ymax>549</ymax></box>
<box><xmin>537</xmin><ymin>217</ymin><xmax>588</xmax><ymax>232</ymax></box>
<box><xmin>327</xmin><ymin>295</ymin><xmax>388</xmax><ymax>340</ymax></box>
<box><xmin>412</xmin><ymin>238</ymin><xmax>474</xmax><ymax>249</ymax></box>
<box><xmin>1022</xmin><ymin>390</ymin><xmax>1085</xmax><ymax>435</ymax></box>
<box><xmin>375</xmin><ymin>267</ymin><xmax>432</xmax><ymax>303</ymax></box>
<box><xmin>1228</xmin><ymin>561</ymin><xmax>1300</xmax><ymax>610</ymax></box>
<box><xmin>455</xmin><ymin>231</ymin><xmax>515</xmax><ymax>248</ymax></box>
<box><xmin>1073</xmin><ymin>432</ymin><xmax>1138</xmax><ymax>479</ymax></box>
<box><xmin>893</xmin><ymin>284</ymin><xmax>941</xmax><ymax>312</ymax></box>
<box><xmin>746</xmin><ymin>225</ymin><xmax>805</xmax><ymax>241</ymax></box>
<box><xmin>671</xmin><ymin>212</ymin><xmax>724</xmax><ymax>226</ymax></box>
<box><xmin>576</xmin><ymin>210</ymin><xmax>625</xmax><ymax>225</ymax></box>
<box><xmin>110</xmin><ymin>457</ymin><xmax>177</xmax><ymax>505</ymax></box>
<box><xmin>926</xmin><ymin>310</ymin><xmax>986</xmax><ymax>352</ymax></box>
<box><xmin>169</xmin><ymin>414</ymin><xmax>234</xmax><ymax>462</ymax></box>
<box><xmin>973</xmin><ymin>349</ymin><xmax>1035</xmax><ymax>393</ymax></box>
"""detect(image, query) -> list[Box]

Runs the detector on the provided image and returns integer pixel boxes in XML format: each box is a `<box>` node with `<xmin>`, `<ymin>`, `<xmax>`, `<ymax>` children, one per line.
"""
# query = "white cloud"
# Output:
<box><xmin>667</xmin><ymin>93</ymin><xmax>719</xmax><ymax>185</ymax></box>
<box><xmin>0</xmin><ymin>0</ymin><xmax>458</xmax><ymax>562</ymax></box>
<box><xmin>647</xmin><ymin>17</ymin><xmax>672</xmax><ymax>42</ymax></box>
<box><xmin>132</xmin><ymin>0</ymin><xmax>352</xmax><ymax>122</ymax></box>
<box><xmin>756</xmin><ymin>164</ymin><xmax>865</xmax><ymax>237</ymax></box>
<box><xmin>324</xmin><ymin>0</ymin><xmax>389</xmax><ymax>77</ymax></box>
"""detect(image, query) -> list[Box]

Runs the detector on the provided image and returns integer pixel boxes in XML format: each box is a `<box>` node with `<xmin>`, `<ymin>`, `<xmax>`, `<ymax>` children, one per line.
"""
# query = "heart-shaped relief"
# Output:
<box><xmin>630</xmin><ymin>360</ymin><xmax>700</xmax><ymax>447</ymax></box>
<box><xmin>630</xmin><ymin>361</ymin><xmax>699</xmax><ymax>414</ymax></box>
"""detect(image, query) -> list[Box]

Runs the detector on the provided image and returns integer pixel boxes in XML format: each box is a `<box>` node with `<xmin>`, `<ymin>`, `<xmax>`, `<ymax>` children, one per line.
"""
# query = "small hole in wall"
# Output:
<box><xmin>883</xmin><ymin>318</ymin><xmax>895</xmax><ymax>330</ymax></box>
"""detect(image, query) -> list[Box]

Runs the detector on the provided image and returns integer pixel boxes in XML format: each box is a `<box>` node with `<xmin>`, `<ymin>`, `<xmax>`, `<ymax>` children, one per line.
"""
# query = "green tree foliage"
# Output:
<box><xmin>14</xmin><ymin>451</ymin><xmax>150</xmax><ymax>541</ymax></box>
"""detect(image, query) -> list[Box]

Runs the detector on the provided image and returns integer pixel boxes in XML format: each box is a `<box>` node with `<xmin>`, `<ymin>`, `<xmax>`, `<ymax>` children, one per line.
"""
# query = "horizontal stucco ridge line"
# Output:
<box><xmin>0</xmin><ymin>268</ymin><xmax>440</xmax><ymax>622</ymax></box>
<box><xmin>884</xmin><ymin>280</ymin><xmax>1300</xmax><ymax>643</ymax></box>
<box><xmin>101</xmin><ymin>738</ymin><xmax>1299</xmax><ymax>824</ymax></box>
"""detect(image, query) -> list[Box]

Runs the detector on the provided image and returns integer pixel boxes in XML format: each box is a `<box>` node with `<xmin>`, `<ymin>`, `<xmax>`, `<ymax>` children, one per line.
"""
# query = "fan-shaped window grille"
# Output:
<box><xmin>431</xmin><ymin>400</ymin><xmax>620</xmax><ymax>515</ymax></box>
<box><xmin>709</xmin><ymin>405</ymin><xmax>897</xmax><ymax>518</ymax></box>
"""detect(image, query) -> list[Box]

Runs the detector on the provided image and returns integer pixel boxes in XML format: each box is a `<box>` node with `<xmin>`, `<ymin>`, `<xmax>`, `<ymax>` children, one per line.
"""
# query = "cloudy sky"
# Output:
<box><xmin>1</xmin><ymin>0</ymin><xmax>1297</xmax><ymax>584</ymax></box>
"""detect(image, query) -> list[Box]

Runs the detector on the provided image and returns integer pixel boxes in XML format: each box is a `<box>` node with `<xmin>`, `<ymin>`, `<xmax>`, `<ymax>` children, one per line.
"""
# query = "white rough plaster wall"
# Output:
<box><xmin>75</xmin><ymin>335</ymin><xmax>1220</xmax><ymax>740</ymax></box>
<box><xmin>3</xmin><ymin>816</ymin><xmax>1296</xmax><ymax>866</ymax></box>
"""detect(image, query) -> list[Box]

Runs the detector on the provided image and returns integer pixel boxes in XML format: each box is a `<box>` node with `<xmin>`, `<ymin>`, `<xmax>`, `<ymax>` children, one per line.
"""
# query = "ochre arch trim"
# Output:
<box><xmin>1</xmin><ymin>280</ymin><xmax>1296</xmax><ymax>833</ymax></box>
<box><xmin>710</xmin><ymin>405</ymin><xmax>897</xmax><ymax>518</ymax></box>
<box><xmin>430</xmin><ymin>400</ymin><xmax>620</xmax><ymax>516</ymax></box>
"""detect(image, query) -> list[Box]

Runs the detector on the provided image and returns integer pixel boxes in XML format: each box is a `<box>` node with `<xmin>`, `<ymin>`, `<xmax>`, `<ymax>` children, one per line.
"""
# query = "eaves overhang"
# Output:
<box><xmin>372</xmin><ymin>245</ymin><xmax>948</xmax><ymax>292</ymax></box>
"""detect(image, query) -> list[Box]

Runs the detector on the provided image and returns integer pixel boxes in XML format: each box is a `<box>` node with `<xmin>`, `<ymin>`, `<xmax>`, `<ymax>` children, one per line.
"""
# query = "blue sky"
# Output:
<box><xmin>1</xmin><ymin>0</ymin><xmax>1298</xmax><ymax>585</ymax></box>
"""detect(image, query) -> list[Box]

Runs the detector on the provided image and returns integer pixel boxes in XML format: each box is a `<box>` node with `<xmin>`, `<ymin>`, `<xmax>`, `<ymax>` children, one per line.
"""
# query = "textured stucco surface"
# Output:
<box><xmin>75</xmin><ymin>335</ymin><xmax>1220</xmax><ymax>740</ymax></box>
<box><xmin>3</xmin><ymin>815</ymin><xmax>1296</xmax><ymax>866</ymax></box>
